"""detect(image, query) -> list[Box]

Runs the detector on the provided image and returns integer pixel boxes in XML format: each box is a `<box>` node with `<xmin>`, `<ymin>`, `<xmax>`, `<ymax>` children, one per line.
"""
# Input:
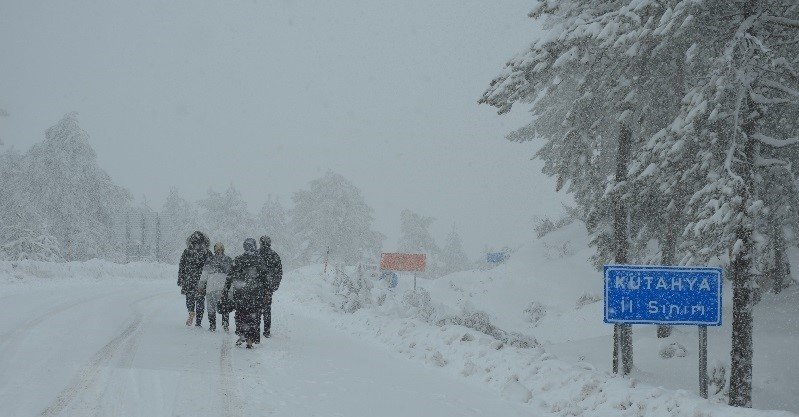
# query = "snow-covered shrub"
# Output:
<box><xmin>533</xmin><ymin>217</ymin><xmax>558</xmax><ymax>239</ymax></box>
<box><xmin>709</xmin><ymin>360</ymin><xmax>728</xmax><ymax>398</ymax></box>
<box><xmin>523</xmin><ymin>301</ymin><xmax>547</xmax><ymax>326</ymax></box>
<box><xmin>658</xmin><ymin>341</ymin><xmax>688</xmax><ymax>359</ymax></box>
<box><xmin>332</xmin><ymin>265</ymin><xmax>372</xmax><ymax>313</ymax></box>
<box><xmin>402</xmin><ymin>288</ymin><xmax>435</xmax><ymax>321</ymax></box>
<box><xmin>533</xmin><ymin>205</ymin><xmax>580</xmax><ymax>238</ymax></box>
<box><xmin>542</xmin><ymin>240</ymin><xmax>573</xmax><ymax>260</ymax></box>
<box><xmin>437</xmin><ymin>304</ymin><xmax>538</xmax><ymax>349</ymax></box>
<box><xmin>0</xmin><ymin>225</ymin><xmax>63</xmax><ymax>262</ymax></box>
<box><xmin>575</xmin><ymin>293</ymin><xmax>602</xmax><ymax>309</ymax></box>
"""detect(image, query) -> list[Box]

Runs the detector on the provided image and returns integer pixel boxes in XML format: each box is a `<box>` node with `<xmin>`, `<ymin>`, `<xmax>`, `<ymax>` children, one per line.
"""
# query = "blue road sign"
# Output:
<box><xmin>379</xmin><ymin>270</ymin><xmax>399</xmax><ymax>288</ymax></box>
<box><xmin>604</xmin><ymin>265</ymin><xmax>722</xmax><ymax>326</ymax></box>
<box><xmin>486</xmin><ymin>252</ymin><xmax>506</xmax><ymax>264</ymax></box>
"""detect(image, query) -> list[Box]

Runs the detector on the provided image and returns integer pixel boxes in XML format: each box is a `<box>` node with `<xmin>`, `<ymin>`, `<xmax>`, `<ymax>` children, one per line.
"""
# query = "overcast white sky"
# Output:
<box><xmin>0</xmin><ymin>0</ymin><xmax>566</xmax><ymax>257</ymax></box>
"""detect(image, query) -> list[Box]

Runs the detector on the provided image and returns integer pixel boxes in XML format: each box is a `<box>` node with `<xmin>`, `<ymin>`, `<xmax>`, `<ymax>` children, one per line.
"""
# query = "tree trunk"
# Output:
<box><xmin>657</xmin><ymin>213</ymin><xmax>678</xmax><ymax>338</ymax></box>
<box><xmin>729</xmin><ymin>93</ymin><xmax>758</xmax><ymax>408</ymax></box>
<box><xmin>772</xmin><ymin>216</ymin><xmax>786</xmax><ymax>294</ymax></box>
<box><xmin>614</xmin><ymin>123</ymin><xmax>633</xmax><ymax>375</ymax></box>
<box><xmin>729</xmin><ymin>235</ymin><xmax>754</xmax><ymax>408</ymax></box>
<box><xmin>658</xmin><ymin>52</ymin><xmax>686</xmax><ymax>340</ymax></box>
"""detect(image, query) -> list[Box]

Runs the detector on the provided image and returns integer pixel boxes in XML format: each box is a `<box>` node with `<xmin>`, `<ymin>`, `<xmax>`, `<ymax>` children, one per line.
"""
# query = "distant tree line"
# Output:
<box><xmin>0</xmin><ymin>114</ymin><xmax>471</xmax><ymax>277</ymax></box>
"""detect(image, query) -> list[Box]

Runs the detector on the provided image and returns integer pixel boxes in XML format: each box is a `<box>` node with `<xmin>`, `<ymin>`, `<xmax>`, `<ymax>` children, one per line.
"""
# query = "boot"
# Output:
<box><xmin>235</xmin><ymin>336</ymin><xmax>245</xmax><ymax>347</ymax></box>
<box><xmin>186</xmin><ymin>312</ymin><xmax>195</xmax><ymax>326</ymax></box>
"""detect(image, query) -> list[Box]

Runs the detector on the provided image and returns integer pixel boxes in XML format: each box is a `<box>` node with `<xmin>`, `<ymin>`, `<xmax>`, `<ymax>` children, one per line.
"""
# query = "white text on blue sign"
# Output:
<box><xmin>604</xmin><ymin>265</ymin><xmax>722</xmax><ymax>326</ymax></box>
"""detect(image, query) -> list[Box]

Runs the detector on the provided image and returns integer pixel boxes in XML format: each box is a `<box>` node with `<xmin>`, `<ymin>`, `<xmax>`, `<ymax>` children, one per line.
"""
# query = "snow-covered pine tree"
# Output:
<box><xmin>17</xmin><ymin>113</ymin><xmax>130</xmax><ymax>260</ymax></box>
<box><xmin>154</xmin><ymin>214</ymin><xmax>163</xmax><ymax>263</ymax></box>
<box><xmin>495</xmin><ymin>0</ymin><xmax>797</xmax><ymax>405</ymax></box>
<box><xmin>0</xmin><ymin>147</ymin><xmax>63</xmax><ymax>261</ymax></box>
<box><xmin>291</xmin><ymin>171</ymin><xmax>384</xmax><ymax>266</ymax></box>
<box><xmin>626</xmin><ymin>1</ymin><xmax>799</xmax><ymax>406</ymax></box>
<box><xmin>259</xmin><ymin>195</ymin><xmax>296</xmax><ymax>268</ymax></box>
<box><xmin>441</xmin><ymin>223</ymin><xmax>470</xmax><ymax>275</ymax></box>
<box><xmin>398</xmin><ymin>209</ymin><xmax>442</xmax><ymax>278</ymax></box>
<box><xmin>124</xmin><ymin>214</ymin><xmax>132</xmax><ymax>263</ymax></box>
<box><xmin>139</xmin><ymin>199</ymin><xmax>153</xmax><ymax>261</ymax></box>
<box><xmin>160</xmin><ymin>187</ymin><xmax>198</xmax><ymax>263</ymax></box>
<box><xmin>198</xmin><ymin>185</ymin><xmax>256</xmax><ymax>256</ymax></box>
<box><xmin>483</xmin><ymin>0</ymin><xmax>799</xmax><ymax>388</ymax></box>
<box><xmin>481</xmin><ymin>0</ymin><xmax>696</xmax><ymax>375</ymax></box>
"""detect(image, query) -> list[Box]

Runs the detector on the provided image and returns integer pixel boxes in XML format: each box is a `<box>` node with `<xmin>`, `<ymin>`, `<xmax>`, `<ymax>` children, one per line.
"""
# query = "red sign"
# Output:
<box><xmin>380</xmin><ymin>253</ymin><xmax>426</xmax><ymax>272</ymax></box>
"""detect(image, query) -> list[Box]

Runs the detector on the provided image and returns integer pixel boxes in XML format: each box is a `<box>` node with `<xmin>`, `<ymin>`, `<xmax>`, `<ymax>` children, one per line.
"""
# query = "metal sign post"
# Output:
<box><xmin>604</xmin><ymin>265</ymin><xmax>722</xmax><ymax>397</ymax></box>
<box><xmin>699</xmin><ymin>325</ymin><xmax>708</xmax><ymax>398</ymax></box>
<box><xmin>612</xmin><ymin>325</ymin><xmax>620</xmax><ymax>373</ymax></box>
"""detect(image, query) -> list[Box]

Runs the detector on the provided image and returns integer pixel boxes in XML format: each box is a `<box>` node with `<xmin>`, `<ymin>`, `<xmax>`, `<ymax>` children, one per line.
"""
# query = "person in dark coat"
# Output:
<box><xmin>178</xmin><ymin>231</ymin><xmax>211</xmax><ymax>327</ymax></box>
<box><xmin>259</xmin><ymin>235</ymin><xmax>283</xmax><ymax>338</ymax></box>
<box><xmin>198</xmin><ymin>243</ymin><xmax>233</xmax><ymax>332</ymax></box>
<box><xmin>222</xmin><ymin>238</ymin><xmax>268</xmax><ymax>349</ymax></box>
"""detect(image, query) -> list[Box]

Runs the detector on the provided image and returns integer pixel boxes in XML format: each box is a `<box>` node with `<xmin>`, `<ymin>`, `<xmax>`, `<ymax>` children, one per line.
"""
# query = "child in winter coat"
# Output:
<box><xmin>198</xmin><ymin>243</ymin><xmax>233</xmax><ymax>331</ymax></box>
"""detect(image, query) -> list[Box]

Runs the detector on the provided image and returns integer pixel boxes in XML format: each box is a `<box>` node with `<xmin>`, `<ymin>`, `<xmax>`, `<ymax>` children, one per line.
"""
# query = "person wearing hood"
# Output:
<box><xmin>178</xmin><ymin>231</ymin><xmax>212</xmax><ymax>327</ymax></box>
<box><xmin>259</xmin><ymin>235</ymin><xmax>283</xmax><ymax>338</ymax></box>
<box><xmin>198</xmin><ymin>243</ymin><xmax>233</xmax><ymax>332</ymax></box>
<box><xmin>222</xmin><ymin>238</ymin><xmax>268</xmax><ymax>349</ymax></box>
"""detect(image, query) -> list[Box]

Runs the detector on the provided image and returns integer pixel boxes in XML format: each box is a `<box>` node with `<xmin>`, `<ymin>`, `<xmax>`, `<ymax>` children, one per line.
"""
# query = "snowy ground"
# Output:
<box><xmin>1</xmin><ymin>252</ymin><xmax>796</xmax><ymax>417</ymax></box>
<box><xmin>0</xmin><ymin>263</ymin><xmax>533</xmax><ymax>417</ymax></box>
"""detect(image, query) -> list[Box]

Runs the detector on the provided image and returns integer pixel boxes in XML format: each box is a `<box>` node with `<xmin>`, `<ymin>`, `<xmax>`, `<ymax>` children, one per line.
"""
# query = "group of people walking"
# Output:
<box><xmin>177</xmin><ymin>231</ymin><xmax>283</xmax><ymax>349</ymax></box>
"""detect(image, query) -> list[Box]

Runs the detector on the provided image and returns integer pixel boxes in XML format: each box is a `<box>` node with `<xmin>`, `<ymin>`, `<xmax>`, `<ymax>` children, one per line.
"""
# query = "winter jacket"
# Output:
<box><xmin>259</xmin><ymin>246</ymin><xmax>283</xmax><ymax>293</ymax></box>
<box><xmin>198</xmin><ymin>254</ymin><xmax>233</xmax><ymax>295</ymax></box>
<box><xmin>223</xmin><ymin>251</ymin><xmax>269</xmax><ymax>311</ymax></box>
<box><xmin>178</xmin><ymin>232</ymin><xmax>211</xmax><ymax>294</ymax></box>
<box><xmin>205</xmin><ymin>253</ymin><xmax>233</xmax><ymax>274</ymax></box>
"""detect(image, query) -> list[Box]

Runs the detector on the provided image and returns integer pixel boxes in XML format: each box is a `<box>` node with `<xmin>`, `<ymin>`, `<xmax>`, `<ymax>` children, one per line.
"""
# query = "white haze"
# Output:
<box><xmin>0</xmin><ymin>0</ymin><xmax>566</xmax><ymax>257</ymax></box>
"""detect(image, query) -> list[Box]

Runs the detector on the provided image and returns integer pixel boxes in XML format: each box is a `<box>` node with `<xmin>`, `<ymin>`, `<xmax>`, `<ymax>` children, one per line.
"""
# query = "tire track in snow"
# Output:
<box><xmin>220</xmin><ymin>339</ymin><xmax>242</xmax><ymax>417</ymax></box>
<box><xmin>38</xmin><ymin>292</ymin><xmax>168</xmax><ymax>417</ymax></box>
<box><xmin>88</xmin><ymin>298</ymin><xmax>170</xmax><ymax>417</ymax></box>
<box><xmin>39</xmin><ymin>316</ymin><xmax>143</xmax><ymax>417</ymax></box>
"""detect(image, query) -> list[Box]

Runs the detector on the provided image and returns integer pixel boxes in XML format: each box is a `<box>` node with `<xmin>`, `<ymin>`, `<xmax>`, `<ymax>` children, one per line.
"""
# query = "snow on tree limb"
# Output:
<box><xmin>753</xmin><ymin>133</ymin><xmax>799</xmax><ymax>148</ymax></box>
<box><xmin>763</xmin><ymin>15</ymin><xmax>799</xmax><ymax>29</ymax></box>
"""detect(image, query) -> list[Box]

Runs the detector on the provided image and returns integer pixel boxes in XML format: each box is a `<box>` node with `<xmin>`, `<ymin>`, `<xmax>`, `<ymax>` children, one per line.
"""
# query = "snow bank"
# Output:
<box><xmin>281</xmin><ymin>258</ymin><xmax>796</xmax><ymax>417</ymax></box>
<box><xmin>425</xmin><ymin>222</ymin><xmax>606</xmax><ymax>343</ymax></box>
<box><xmin>0</xmin><ymin>259</ymin><xmax>176</xmax><ymax>284</ymax></box>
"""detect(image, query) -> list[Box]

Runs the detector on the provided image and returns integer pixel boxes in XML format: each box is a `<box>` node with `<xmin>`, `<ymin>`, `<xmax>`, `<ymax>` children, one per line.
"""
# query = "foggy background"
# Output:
<box><xmin>0</xmin><ymin>0</ymin><xmax>564</xmax><ymax>257</ymax></box>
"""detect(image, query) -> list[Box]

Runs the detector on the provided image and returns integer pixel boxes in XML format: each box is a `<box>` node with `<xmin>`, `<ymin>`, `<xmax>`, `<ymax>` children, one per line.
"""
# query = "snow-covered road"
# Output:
<box><xmin>0</xmin><ymin>280</ymin><xmax>535</xmax><ymax>417</ymax></box>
